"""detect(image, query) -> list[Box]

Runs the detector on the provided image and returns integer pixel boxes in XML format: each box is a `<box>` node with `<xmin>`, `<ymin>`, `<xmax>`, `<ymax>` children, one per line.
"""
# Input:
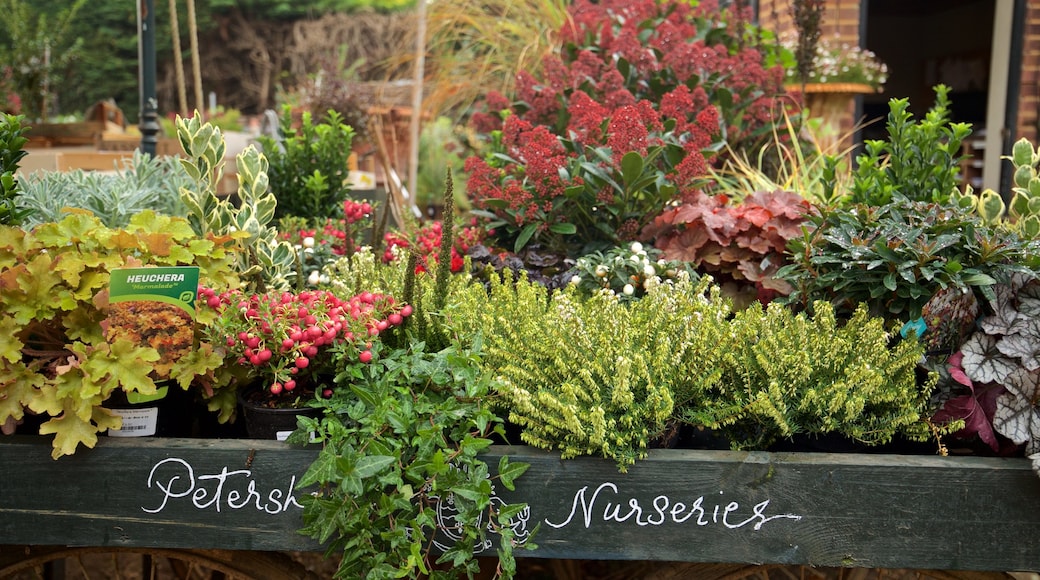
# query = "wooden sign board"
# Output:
<box><xmin>1</xmin><ymin>437</ymin><xmax>1039</xmax><ymax>572</ymax></box>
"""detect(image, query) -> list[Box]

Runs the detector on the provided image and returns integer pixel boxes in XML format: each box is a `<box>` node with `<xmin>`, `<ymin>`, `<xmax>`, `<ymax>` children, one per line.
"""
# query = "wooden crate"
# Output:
<box><xmin>1</xmin><ymin>436</ymin><xmax>1038</xmax><ymax>572</ymax></box>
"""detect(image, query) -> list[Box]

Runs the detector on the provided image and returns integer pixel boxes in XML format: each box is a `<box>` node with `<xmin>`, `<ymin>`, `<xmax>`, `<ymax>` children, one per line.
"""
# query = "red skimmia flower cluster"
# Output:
<box><xmin>198</xmin><ymin>286</ymin><xmax>410</xmax><ymax>400</ymax></box>
<box><xmin>465</xmin><ymin>0</ymin><xmax>790</xmax><ymax>258</ymax></box>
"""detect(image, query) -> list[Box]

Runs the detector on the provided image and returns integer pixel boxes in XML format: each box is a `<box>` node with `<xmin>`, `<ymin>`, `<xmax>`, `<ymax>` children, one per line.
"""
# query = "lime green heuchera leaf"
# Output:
<box><xmin>0</xmin><ymin>363</ymin><xmax>34</xmax><ymax>421</ymax></box>
<box><xmin>169</xmin><ymin>344</ymin><xmax>225</xmax><ymax>390</ymax></box>
<box><xmin>0</xmin><ymin>316</ymin><xmax>24</xmax><ymax>363</ymax></box>
<box><xmin>39</xmin><ymin>411</ymin><xmax>102</xmax><ymax>459</ymax></box>
<box><xmin>79</xmin><ymin>339</ymin><xmax>159</xmax><ymax>398</ymax></box>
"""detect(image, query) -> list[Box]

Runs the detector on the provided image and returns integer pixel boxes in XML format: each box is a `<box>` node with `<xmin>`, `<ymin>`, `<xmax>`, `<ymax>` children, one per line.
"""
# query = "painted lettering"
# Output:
<box><xmin>543</xmin><ymin>481</ymin><xmax>802</xmax><ymax>532</ymax></box>
<box><xmin>141</xmin><ymin>457</ymin><xmax>302</xmax><ymax>515</ymax></box>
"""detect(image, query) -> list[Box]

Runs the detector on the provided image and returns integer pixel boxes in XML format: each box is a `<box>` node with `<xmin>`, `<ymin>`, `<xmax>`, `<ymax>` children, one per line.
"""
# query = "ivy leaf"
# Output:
<box><xmin>496</xmin><ymin>456</ymin><xmax>530</xmax><ymax>491</ymax></box>
<box><xmin>354</xmin><ymin>455</ymin><xmax>396</xmax><ymax>479</ymax></box>
<box><xmin>961</xmin><ymin>333</ymin><xmax>1018</xmax><ymax>385</ymax></box>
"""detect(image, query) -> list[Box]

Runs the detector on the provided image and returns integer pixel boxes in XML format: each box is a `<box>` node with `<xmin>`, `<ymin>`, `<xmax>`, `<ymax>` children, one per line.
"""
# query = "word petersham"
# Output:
<box><xmin>544</xmin><ymin>482</ymin><xmax>802</xmax><ymax>531</ymax></box>
<box><xmin>126</xmin><ymin>273</ymin><xmax>186</xmax><ymax>284</ymax></box>
<box><xmin>142</xmin><ymin>457</ymin><xmax>303</xmax><ymax>515</ymax></box>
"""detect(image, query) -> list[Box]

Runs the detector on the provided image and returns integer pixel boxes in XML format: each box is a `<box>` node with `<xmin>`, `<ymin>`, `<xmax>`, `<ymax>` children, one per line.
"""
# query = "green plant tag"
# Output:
<box><xmin>127</xmin><ymin>384</ymin><xmax>169</xmax><ymax>404</ymax></box>
<box><xmin>106</xmin><ymin>266</ymin><xmax>200</xmax><ymax>380</ymax></box>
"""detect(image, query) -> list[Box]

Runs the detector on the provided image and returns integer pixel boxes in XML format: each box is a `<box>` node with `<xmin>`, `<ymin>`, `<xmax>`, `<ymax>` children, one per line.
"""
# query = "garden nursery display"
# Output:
<box><xmin>2</xmin><ymin>0</ymin><xmax>1040</xmax><ymax>579</ymax></box>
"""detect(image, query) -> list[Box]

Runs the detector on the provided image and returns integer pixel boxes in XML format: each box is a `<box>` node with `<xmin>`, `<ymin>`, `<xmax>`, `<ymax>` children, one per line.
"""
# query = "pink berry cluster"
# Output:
<box><xmin>342</xmin><ymin>199</ymin><xmax>373</xmax><ymax>224</ymax></box>
<box><xmin>198</xmin><ymin>286</ymin><xmax>411</xmax><ymax>398</ymax></box>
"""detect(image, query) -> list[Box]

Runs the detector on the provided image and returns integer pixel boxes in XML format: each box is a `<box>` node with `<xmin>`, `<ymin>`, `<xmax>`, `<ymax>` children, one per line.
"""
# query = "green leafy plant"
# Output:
<box><xmin>0</xmin><ymin>112</ymin><xmax>29</xmax><ymax>225</ymax></box>
<box><xmin>177</xmin><ymin>111</ymin><xmax>297</xmax><ymax>293</ymax></box>
<box><xmin>684</xmin><ymin>301</ymin><xmax>938</xmax><ymax>450</ymax></box>
<box><xmin>0</xmin><ymin>0</ymin><xmax>87</xmax><ymax>120</ymax></box>
<box><xmin>256</xmin><ymin>105</ymin><xmax>356</xmax><ymax>222</ymax></box>
<box><xmin>17</xmin><ymin>151</ymin><xmax>191</xmax><ymax>228</ymax></box>
<box><xmin>298</xmin><ymin>339</ymin><xmax>534</xmax><ymax>578</ymax></box>
<box><xmin>847</xmin><ymin>85</ymin><xmax>972</xmax><ymax>206</ymax></box>
<box><xmin>0</xmin><ymin>212</ymin><xmax>240</xmax><ymax>458</ymax></box>
<box><xmin>777</xmin><ymin>200</ymin><xmax>1038</xmax><ymax>323</ymax></box>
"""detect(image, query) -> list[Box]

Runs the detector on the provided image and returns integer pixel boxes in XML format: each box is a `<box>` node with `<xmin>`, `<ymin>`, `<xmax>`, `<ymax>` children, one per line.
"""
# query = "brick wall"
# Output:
<box><xmin>1018</xmin><ymin>3</ymin><xmax>1040</xmax><ymax>146</ymax></box>
<box><xmin>756</xmin><ymin>0</ymin><xmax>862</xmax><ymax>44</ymax></box>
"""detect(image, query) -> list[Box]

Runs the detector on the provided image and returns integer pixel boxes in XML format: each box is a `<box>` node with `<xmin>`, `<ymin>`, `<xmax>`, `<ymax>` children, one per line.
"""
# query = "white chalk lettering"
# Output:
<box><xmin>543</xmin><ymin>482</ymin><xmax>802</xmax><ymax>532</ymax></box>
<box><xmin>141</xmin><ymin>457</ymin><xmax>303</xmax><ymax>515</ymax></box>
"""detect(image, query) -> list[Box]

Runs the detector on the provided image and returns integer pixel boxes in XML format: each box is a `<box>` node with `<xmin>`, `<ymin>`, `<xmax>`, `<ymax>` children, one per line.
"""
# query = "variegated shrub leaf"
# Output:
<box><xmin>993</xmin><ymin>368</ymin><xmax>1040</xmax><ymax>454</ymax></box>
<box><xmin>961</xmin><ymin>333</ymin><xmax>1019</xmax><ymax>385</ymax></box>
<box><xmin>1031</xmin><ymin>452</ymin><xmax>1040</xmax><ymax>477</ymax></box>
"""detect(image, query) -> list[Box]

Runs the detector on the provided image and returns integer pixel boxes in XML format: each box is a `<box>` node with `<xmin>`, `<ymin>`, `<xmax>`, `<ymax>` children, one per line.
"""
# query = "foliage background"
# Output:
<box><xmin>0</xmin><ymin>0</ymin><xmax>417</xmax><ymax>121</ymax></box>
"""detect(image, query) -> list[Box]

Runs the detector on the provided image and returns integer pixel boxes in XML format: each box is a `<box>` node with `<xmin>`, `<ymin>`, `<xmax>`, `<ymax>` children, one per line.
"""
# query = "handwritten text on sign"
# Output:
<box><xmin>544</xmin><ymin>482</ymin><xmax>803</xmax><ymax>531</ymax></box>
<box><xmin>141</xmin><ymin>457</ymin><xmax>303</xmax><ymax>515</ymax></box>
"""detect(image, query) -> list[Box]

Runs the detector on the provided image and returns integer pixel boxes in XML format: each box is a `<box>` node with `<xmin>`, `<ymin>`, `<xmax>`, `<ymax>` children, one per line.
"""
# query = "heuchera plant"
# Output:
<box><xmin>465</xmin><ymin>0</ymin><xmax>790</xmax><ymax>256</ymax></box>
<box><xmin>936</xmin><ymin>274</ymin><xmax>1040</xmax><ymax>467</ymax></box>
<box><xmin>644</xmin><ymin>189</ymin><xmax>813</xmax><ymax>304</ymax></box>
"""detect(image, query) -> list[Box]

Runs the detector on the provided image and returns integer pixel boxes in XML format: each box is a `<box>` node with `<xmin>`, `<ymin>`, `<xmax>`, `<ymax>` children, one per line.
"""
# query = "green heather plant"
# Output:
<box><xmin>18</xmin><ymin>151</ymin><xmax>191</xmax><ymax>228</ymax></box>
<box><xmin>847</xmin><ymin>85</ymin><xmax>971</xmax><ymax>206</ymax></box>
<box><xmin>449</xmin><ymin>270</ymin><xmax>732</xmax><ymax>471</ymax></box>
<box><xmin>0</xmin><ymin>211</ymin><xmax>240</xmax><ymax>458</ymax></box>
<box><xmin>684</xmin><ymin>301</ymin><xmax>938</xmax><ymax>450</ymax></box>
<box><xmin>256</xmin><ymin>105</ymin><xmax>355</xmax><ymax>222</ymax></box>
<box><xmin>297</xmin><ymin>340</ymin><xmax>534</xmax><ymax>579</ymax></box>
<box><xmin>0</xmin><ymin>112</ymin><xmax>29</xmax><ymax>225</ymax></box>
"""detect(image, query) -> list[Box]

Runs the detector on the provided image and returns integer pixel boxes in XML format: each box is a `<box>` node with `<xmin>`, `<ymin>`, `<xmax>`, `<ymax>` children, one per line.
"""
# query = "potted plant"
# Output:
<box><xmin>196</xmin><ymin>284</ymin><xmax>408</xmax><ymax>439</ymax></box>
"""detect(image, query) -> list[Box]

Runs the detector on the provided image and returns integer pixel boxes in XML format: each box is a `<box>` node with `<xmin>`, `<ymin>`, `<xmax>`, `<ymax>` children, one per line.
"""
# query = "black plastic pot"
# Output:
<box><xmin>237</xmin><ymin>386</ymin><xmax>322</xmax><ymax>440</ymax></box>
<box><xmin>103</xmin><ymin>382</ymin><xmax>194</xmax><ymax>438</ymax></box>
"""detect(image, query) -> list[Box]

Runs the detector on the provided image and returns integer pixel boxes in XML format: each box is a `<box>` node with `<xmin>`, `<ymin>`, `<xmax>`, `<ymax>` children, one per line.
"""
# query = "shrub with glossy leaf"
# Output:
<box><xmin>847</xmin><ymin>85</ymin><xmax>971</xmax><ymax>206</ymax></box>
<box><xmin>297</xmin><ymin>340</ymin><xmax>534</xmax><ymax>579</ymax></box>
<box><xmin>256</xmin><ymin>106</ymin><xmax>355</xmax><ymax>222</ymax></box>
<box><xmin>777</xmin><ymin>201</ymin><xmax>1039</xmax><ymax>322</ymax></box>
<box><xmin>0</xmin><ymin>113</ymin><xmax>29</xmax><ymax>225</ymax></box>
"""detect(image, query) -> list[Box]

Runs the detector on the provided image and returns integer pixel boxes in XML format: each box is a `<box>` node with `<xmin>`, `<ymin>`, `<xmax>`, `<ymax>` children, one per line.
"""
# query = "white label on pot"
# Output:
<box><xmin>276</xmin><ymin>430</ymin><xmax>316</xmax><ymax>442</ymax></box>
<box><xmin>108</xmin><ymin>407</ymin><xmax>159</xmax><ymax>437</ymax></box>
